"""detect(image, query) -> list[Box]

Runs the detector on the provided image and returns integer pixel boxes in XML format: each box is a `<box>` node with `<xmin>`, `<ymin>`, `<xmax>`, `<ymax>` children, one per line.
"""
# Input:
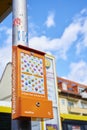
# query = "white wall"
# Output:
<box><xmin>59</xmin><ymin>98</ymin><xmax>68</xmax><ymax>113</ymax></box>
<box><xmin>0</xmin><ymin>63</ymin><xmax>12</xmax><ymax>101</ymax></box>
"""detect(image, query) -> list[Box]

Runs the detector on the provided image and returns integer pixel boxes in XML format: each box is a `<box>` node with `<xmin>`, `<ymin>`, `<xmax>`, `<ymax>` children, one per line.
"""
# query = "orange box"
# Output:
<box><xmin>12</xmin><ymin>45</ymin><xmax>53</xmax><ymax>119</ymax></box>
<box><xmin>18</xmin><ymin>97</ymin><xmax>53</xmax><ymax>118</ymax></box>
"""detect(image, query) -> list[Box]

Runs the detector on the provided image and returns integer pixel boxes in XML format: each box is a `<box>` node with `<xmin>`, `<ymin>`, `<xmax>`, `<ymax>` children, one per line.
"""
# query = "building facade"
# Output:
<box><xmin>0</xmin><ymin>59</ymin><xmax>61</xmax><ymax>130</ymax></box>
<box><xmin>58</xmin><ymin>77</ymin><xmax>87</xmax><ymax>130</ymax></box>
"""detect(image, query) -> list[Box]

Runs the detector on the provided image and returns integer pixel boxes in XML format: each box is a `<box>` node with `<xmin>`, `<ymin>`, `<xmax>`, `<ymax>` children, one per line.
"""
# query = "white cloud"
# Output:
<box><xmin>81</xmin><ymin>20</ymin><xmax>87</xmax><ymax>47</ymax></box>
<box><xmin>29</xmin><ymin>36</ymin><xmax>59</xmax><ymax>51</ymax></box>
<box><xmin>76</xmin><ymin>19</ymin><xmax>87</xmax><ymax>54</ymax></box>
<box><xmin>5</xmin><ymin>28</ymin><xmax>12</xmax><ymax>44</ymax></box>
<box><xmin>0</xmin><ymin>45</ymin><xmax>12</xmax><ymax>78</ymax></box>
<box><xmin>80</xmin><ymin>8</ymin><xmax>87</xmax><ymax>15</ymax></box>
<box><xmin>0</xmin><ymin>26</ymin><xmax>7</xmax><ymax>31</ymax></box>
<box><xmin>29</xmin><ymin>8</ymin><xmax>87</xmax><ymax>84</ymax></box>
<box><xmin>29</xmin><ymin>8</ymin><xmax>87</xmax><ymax>60</ymax></box>
<box><xmin>73</xmin><ymin>8</ymin><xmax>87</xmax><ymax>54</ymax></box>
<box><xmin>0</xmin><ymin>26</ymin><xmax>12</xmax><ymax>45</ymax></box>
<box><xmin>29</xmin><ymin>22</ymin><xmax>39</xmax><ymax>38</ymax></box>
<box><xmin>76</xmin><ymin>42</ymin><xmax>82</xmax><ymax>54</ymax></box>
<box><xmin>29</xmin><ymin>21</ymin><xmax>81</xmax><ymax>60</ymax></box>
<box><xmin>45</xmin><ymin>12</ymin><xmax>55</xmax><ymax>28</ymax></box>
<box><xmin>1</xmin><ymin>8</ymin><xmax>87</xmax><ymax>85</ymax></box>
<box><xmin>67</xmin><ymin>61</ymin><xmax>87</xmax><ymax>84</ymax></box>
<box><xmin>0</xmin><ymin>27</ymin><xmax>12</xmax><ymax>78</ymax></box>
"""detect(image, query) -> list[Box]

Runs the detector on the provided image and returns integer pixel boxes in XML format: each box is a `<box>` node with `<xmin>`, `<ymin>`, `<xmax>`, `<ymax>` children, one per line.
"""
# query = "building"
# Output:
<box><xmin>0</xmin><ymin>62</ymin><xmax>12</xmax><ymax>101</ymax></box>
<box><xmin>0</xmin><ymin>62</ymin><xmax>11</xmax><ymax>129</ymax></box>
<box><xmin>0</xmin><ymin>59</ymin><xmax>61</xmax><ymax>130</ymax></box>
<box><xmin>58</xmin><ymin>77</ymin><xmax>87</xmax><ymax>130</ymax></box>
<box><xmin>1</xmin><ymin>62</ymin><xmax>87</xmax><ymax>130</ymax></box>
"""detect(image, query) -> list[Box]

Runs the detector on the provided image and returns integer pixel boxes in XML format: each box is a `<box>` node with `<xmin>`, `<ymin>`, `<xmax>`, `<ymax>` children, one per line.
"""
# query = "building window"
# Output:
<box><xmin>78</xmin><ymin>87</ymin><xmax>84</xmax><ymax>93</ymax></box>
<box><xmin>81</xmin><ymin>102</ymin><xmax>87</xmax><ymax>108</ymax></box>
<box><xmin>84</xmin><ymin>125</ymin><xmax>87</xmax><ymax>130</ymax></box>
<box><xmin>61</xmin><ymin>99</ymin><xmax>65</xmax><ymax>105</ymax></box>
<box><xmin>67</xmin><ymin>125</ymin><xmax>81</xmax><ymax>130</ymax></box>
<box><xmin>68</xmin><ymin>101</ymin><xmax>74</xmax><ymax>107</ymax></box>
<box><xmin>68</xmin><ymin>87</ymin><xmax>73</xmax><ymax>91</ymax></box>
<box><xmin>62</xmin><ymin>82</ymin><xmax>67</xmax><ymax>90</ymax></box>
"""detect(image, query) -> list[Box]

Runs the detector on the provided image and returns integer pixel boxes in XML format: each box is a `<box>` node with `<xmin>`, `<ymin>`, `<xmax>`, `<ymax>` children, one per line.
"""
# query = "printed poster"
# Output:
<box><xmin>20</xmin><ymin>52</ymin><xmax>45</xmax><ymax>95</ymax></box>
<box><xmin>46</xmin><ymin>124</ymin><xmax>58</xmax><ymax>130</ymax></box>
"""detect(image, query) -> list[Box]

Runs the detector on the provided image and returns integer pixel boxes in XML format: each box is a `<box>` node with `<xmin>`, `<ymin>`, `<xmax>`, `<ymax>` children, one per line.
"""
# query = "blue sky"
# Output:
<box><xmin>0</xmin><ymin>0</ymin><xmax>87</xmax><ymax>84</ymax></box>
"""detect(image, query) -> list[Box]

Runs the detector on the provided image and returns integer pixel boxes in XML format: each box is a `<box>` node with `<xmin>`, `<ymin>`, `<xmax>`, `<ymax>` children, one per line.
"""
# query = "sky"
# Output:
<box><xmin>0</xmin><ymin>0</ymin><xmax>87</xmax><ymax>85</ymax></box>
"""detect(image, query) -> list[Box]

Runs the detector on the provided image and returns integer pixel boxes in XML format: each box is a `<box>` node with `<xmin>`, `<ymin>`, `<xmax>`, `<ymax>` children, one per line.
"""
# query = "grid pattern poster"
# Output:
<box><xmin>20</xmin><ymin>52</ymin><xmax>45</xmax><ymax>97</ymax></box>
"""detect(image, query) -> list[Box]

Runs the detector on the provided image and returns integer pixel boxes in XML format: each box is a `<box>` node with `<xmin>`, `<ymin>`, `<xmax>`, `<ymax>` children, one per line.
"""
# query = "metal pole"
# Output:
<box><xmin>12</xmin><ymin>0</ymin><xmax>31</xmax><ymax>129</ymax></box>
<box><xmin>12</xmin><ymin>0</ymin><xmax>28</xmax><ymax>46</ymax></box>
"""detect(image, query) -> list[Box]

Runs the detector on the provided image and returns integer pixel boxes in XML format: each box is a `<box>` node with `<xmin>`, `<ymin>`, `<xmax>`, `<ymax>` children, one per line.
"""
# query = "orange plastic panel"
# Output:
<box><xmin>12</xmin><ymin>45</ymin><xmax>53</xmax><ymax>119</ymax></box>
<box><xmin>18</xmin><ymin>97</ymin><xmax>53</xmax><ymax>118</ymax></box>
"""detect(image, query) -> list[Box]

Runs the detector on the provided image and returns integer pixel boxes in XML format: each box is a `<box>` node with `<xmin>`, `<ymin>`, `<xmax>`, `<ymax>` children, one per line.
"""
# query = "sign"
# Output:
<box><xmin>72</xmin><ymin>126</ymin><xmax>80</xmax><ymax>130</ymax></box>
<box><xmin>43</xmin><ymin>55</ymin><xmax>61</xmax><ymax>130</ymax></box>
<box><xmin>46</xmin><ymin>124</ymin><xmax>58</xmax><ymax>130</ymax></box>
<box><xmin>21</xmin><ymin>52</ymin><xmax>45</xmax><ymax>97</ymax></box>
<box><xmin>45</xmin><ymin>57</ymin><xmax>57</xmax><ymax>105</ymax></box>
<box><xmin>12</xmin><ymin>45</ymin><xmax>53</xmax><ymax>119</ymax></box>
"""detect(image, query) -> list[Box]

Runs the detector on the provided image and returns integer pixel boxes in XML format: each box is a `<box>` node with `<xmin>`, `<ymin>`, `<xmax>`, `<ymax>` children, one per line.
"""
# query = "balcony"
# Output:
<box><xmin>68</xmin><ymin>107</ymin><xmax>87</xmax><ymax>115</ymax></box>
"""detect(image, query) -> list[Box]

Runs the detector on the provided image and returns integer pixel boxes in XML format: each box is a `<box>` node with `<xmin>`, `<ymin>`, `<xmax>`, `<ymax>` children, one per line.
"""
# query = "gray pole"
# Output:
<box><xmin>12</xmin><ymin>0</ymin><xmax>31</xmax><ymax>130</ymax></box>
<box><xmin>12</xmin><ymin>0</ymin><xmax>28</xmax><ymax>46</ymax></box>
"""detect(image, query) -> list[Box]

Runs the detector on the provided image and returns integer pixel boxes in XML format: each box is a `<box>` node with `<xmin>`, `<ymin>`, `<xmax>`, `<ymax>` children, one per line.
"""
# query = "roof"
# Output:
<box><xmin>0</xmin><ymin>62</ymin><xmax>12</xmax><ymax>82</ymax></box>
<box><xmin>58</xmin><ymin>77</ymin><xmax>87</xmax><ymax>89</ymax></box>
<box><xmin>57</xmin><ymin>77</ymin><xmax>87</xmax><ymax>99</ymax></box>
<box><xmin>0</xmin><ymin>0</ymin><xmax>12</xmax><ymax>22</ymax></box>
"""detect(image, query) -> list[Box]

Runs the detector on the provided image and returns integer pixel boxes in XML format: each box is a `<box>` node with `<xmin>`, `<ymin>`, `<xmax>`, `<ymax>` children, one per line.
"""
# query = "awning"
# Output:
<box><xmin>0</xmin><ymin>0</ymin><xmax>12</xmax><ymax>22</ymax></box>
<box><xmin>0</xmin><ymin>101</ymin><xmax>11</xmax><ymax>113</ymax></box>
<box><xmin>0</xmin><ymin>106</ymin><xmax>11</xmax><ymax>113</ymax></box>
<box><xmin>60</xmin><ymin>114</ymin><xmax>87</xmax><ymax>121</ymax></box>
